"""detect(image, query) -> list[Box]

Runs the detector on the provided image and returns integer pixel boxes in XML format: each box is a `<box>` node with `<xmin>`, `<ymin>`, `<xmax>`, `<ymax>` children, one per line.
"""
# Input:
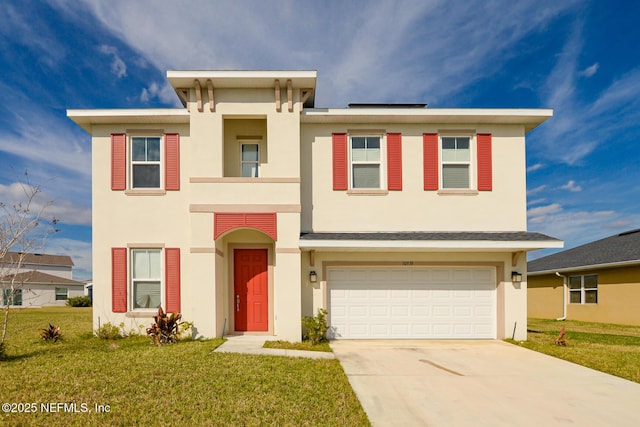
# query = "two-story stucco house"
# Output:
<box><xmin>68</xmin><ymin>70</ymin><xmax>562</xmax><ymax>341</ymax></box>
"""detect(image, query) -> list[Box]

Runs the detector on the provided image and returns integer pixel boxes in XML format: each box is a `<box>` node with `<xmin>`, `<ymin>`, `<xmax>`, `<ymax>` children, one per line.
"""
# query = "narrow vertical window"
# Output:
<box><xmin>241</xmin><ymin>143</ymin><xmax>260</xmax><ymax>177</ymax></box>
<box><xmin>351</xmin><ymin>136</ymin><xmax>381</xmax><ymax>189</ymax></box>
<box><xmin>441</xmin><ymin>136</ymin><xmax>470</xmax><ymax>189</ymax></box>
<box><xmin>131</xmin><ymin>136</ymin><xmax>161</xmax><ymax>188</ymax></box>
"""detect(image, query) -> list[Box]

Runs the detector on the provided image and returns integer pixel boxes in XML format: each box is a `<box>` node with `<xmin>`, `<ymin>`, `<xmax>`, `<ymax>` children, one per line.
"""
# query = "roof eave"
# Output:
<box><xmin>300</xmin><ymin>239</ymin><xmax>564</xmax><ymax>252</ymax></box>
<box><xmin>301</xmin><ymin>108</ymin><xmax>553</xmax><ymax>133</ymax></box>
<box><xmin>528</xmin><ymin>259</ymin><xmax>640</xmax><ymax>276</ymax></box>
<box><xmin>66</xmin><ymin>109</ymin><xmax>190</xmax><ymax>133</ymax></box>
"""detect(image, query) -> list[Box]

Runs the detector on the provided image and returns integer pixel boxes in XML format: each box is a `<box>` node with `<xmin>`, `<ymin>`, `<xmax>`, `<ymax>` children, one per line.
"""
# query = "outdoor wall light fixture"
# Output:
<box><xmin>511</xmin><ymin>271</ymin><xmax>523</xmax><ymax>283</ymax></box>
<box><xmin>309</xmin><ymin>271</ymin><xmax>318</xmax><ymax>283</ymax></box>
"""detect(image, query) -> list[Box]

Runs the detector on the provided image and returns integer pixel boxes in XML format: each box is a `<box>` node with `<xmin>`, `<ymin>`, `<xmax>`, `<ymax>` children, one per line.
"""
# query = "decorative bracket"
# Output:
<box><xmin>274</xmin><ymin>79</ymin><xmax>281</xmax><ymax>112</ymax></box>
<box><xmin>194</xmin><ymin>79</ymin><xmax>203</xmax><ymax>112</ymax></box>
<box><xmin>287</xmin><ymin>79</ymin><xmax>293</xmax><ymax>112</ymax></box>
<box><xmin>207</xmin><ymin>79</ymin><xmax>214</xmax><ymax>112</ymax></box>
<box><xmin>512</xmin><ymin>251</ymin><xmax>525</xmax><ymax>267</ymax></box>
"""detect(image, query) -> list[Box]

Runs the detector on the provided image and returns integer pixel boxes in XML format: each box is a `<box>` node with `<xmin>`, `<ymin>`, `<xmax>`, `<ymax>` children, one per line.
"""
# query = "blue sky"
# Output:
<box><xmin>1</xmin><ymin>0</ymin><xmax>639</xmax><ymax>280</ymax></box>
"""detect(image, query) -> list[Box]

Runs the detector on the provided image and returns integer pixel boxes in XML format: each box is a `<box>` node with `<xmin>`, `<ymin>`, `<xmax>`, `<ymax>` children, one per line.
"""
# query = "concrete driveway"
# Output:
<box><xmin>331</xmin><ymin>340</ymin><xmax>640</xmax><ymax>427</ymax></box>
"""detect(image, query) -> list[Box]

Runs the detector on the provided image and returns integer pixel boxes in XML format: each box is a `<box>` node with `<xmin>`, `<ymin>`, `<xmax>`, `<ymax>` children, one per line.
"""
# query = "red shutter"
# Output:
<box><xmin>332</xmin><ymin>133</ymin><xmax>348</xmax><ymax>190</ymax></box>
<box><xmin>111</xmin><ymin>247</ymin><xmax>127</xmax><ymax>313</ymax></box>
<box><xmin>165</xmin><ymin>248</ymin><xmax>181</xmax><ymax>313</ymax></box>
<box><xmin>477</xmin><ymin>133</ymin><xmax>493</xmax><ymax>191</ymax></box>
<box><xmin>164</xmin><ymin>133</ymin><xmax>180</xmax><ymax>191</ymax></box>
<box><xmin>423</xmin><ymin>133</ymin><xmax>439</xmax><ymax>190</ymax></box>
<box><xmin>111</xmin><ymin>134</ymin><xmax>126</xmax><ymax>190</ymax></box>
<box><xmin>386</xmin><ymin>133</ymin><xmax>402</xmax><ymax>190</ymax></box>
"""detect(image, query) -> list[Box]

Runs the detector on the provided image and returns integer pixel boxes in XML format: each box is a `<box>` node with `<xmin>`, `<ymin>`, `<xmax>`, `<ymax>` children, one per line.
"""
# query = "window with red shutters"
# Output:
<box><xmin>111</xmin><ymin>134</ymin><xmax>126</xmax><ymax>190</ymax></box>
<box><xmin>165</xmin><ymin>248</ymin><xmax>181</xmax><ymax>313</ymax></box>
<box><xmin>111</xmin><ymin>247</ymin><xmax>127</xmax><ymax>313</ymax></box>
<box><xmin>164</xmin><ymin>133</ymin><xmax>180</xmax><ymax>190</ymax></box>
<box><xmin>386</xmin><ymin>133</ymin><xmax>402</xmax><ymax>191</ymax></box>
<box><xmin>477</xmin><ymin>133</ymin><xmax>492</xmax><ymax>191</ymax></box>
<box><xmin>423</xmin><ymin>133</ymin><xmax>439</xmax><ymax>190</ymax></box>
<box><xmin>332</xmin><ymin>133</ymin><xmax>348</xmax><ymax>190</ymax></box>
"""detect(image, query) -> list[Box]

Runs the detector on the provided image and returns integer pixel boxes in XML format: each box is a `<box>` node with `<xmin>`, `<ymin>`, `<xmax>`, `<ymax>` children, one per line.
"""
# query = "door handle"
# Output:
<box><xmin>236</xmin><ymin>294</ymin><xmax>240</xmax><ymax>312</ymax></box>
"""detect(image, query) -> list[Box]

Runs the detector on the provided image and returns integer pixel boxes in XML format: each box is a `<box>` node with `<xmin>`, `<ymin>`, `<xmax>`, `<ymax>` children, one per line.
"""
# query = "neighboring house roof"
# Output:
<box><xmin>0</xmin><ymin>270</ymin><xmax>84</xmax><ymax>286</ymax></box>
<box><xmin>528</xmin><ymin>229</ymin><xmax>640</xmax><ymax>275</ymax></box>
<box><xmin>0</xmin><ymin>251</ymin><xmax>74</xmax><ymax>267</ymax></box>
<box><xmin>300</xmin><ymin>231</ymin><xmax>562</xmax><ymax>251</ymax></box>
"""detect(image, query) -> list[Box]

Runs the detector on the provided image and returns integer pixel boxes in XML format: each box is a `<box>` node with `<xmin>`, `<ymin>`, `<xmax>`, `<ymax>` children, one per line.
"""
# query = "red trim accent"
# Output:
<box><xmin>423</xmin><ymin>133</ymin><xmax>439</xmax><ymax>190</ymax></box>
<box><xmin>164</xmin><ymin>133</ymin><xmax>180</xmax><ymax>191</ymax></box>
<box><xmin>386</xmin><ymin>133</ymin><xmax>403</xmax><ymax>190</ymax></box>
<box><xmin>332</xmin><ymin>133</ymin><xmax>348</xmax><ymax>190</ymax></box>
<box><xmin>477</xmin><ymin>133</ymin><xmax>493</xmax><ymax>191</ymax></box>
<box><xmin>214</xmin><ymin>213</ymin><xmax>277</xmax><ymax>240</ymax></box>
<box><xmin>165</xmin><ymin>248</ymin><xmax>181</xmax><ymax>313</ymax></box>
<box><xmin>111</xmin><ymin>134</ymin><xmax>126</xmax><ymax>190</ymax></box>
<box><xmin>111</xmin><ymin>248</ymin><xmax>127</xmax><ymax>313</ymax></box>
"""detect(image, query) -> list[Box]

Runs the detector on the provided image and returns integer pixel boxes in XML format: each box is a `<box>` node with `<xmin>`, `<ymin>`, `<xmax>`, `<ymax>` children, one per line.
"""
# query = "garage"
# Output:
<box><xmin>327</xmin><ymin>267</ymin><xmax>496</xmax><ymax>339</ymax></box>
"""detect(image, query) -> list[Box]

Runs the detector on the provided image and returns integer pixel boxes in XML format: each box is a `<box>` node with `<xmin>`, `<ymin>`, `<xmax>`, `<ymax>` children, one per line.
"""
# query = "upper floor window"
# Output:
<box><xmin>241</xmin><ymin>143</ymin><xmax>260</xmax><ymax>177</ymax></box>
<box><xmin>131</xmin><ymin>136</ymin><xmax>162</xmax><ymax>188</ymax></box>
<box><xmin>569</xmin><ymin>274</ymin><xmax>598</xmax><ymax>304</ymax></box>
<box><xmin>351</xmin><ymin>136</ymin><xmax>381</xmax><ymax>189</ymax></box>
<box><xmin>441</xmin><ymin>136</ymin><xmax>471</xmax><ymax>189</ymax></box>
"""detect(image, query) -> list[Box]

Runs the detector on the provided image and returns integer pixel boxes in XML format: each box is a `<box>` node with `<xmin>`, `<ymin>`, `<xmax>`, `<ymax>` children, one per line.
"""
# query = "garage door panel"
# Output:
<box><xmin>328</xmin><ymin>267</ymin><xmax>496</xmax><ymax>339</ymax></box>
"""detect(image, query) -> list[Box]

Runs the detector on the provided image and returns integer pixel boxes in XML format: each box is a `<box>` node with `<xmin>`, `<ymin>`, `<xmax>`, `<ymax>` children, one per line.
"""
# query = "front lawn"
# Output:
<box><xmin>509</xmin><ymin>318</ymin><xmax>640</xmax><ymax>383</ymax></box>
<box><xmin>0</xmin><ymin>307</ymin><xmax>369</xmax><ymax>426</ymax></box>
<box><xmin>263</xmin><ymin>340</ymin><xmax>332</xmax><ymax>352</ymax></box>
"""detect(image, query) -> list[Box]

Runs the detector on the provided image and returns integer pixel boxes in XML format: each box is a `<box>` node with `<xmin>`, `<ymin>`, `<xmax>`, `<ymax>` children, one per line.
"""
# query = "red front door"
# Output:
<box><xmin>234</xmin><ymin>249</ymin><xmax>268</xmax><ymax>332</ymax></box>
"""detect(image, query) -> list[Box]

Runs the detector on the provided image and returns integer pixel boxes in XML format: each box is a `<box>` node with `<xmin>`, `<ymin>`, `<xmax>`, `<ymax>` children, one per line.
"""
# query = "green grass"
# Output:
<box><xmin>1</xmin><ymin>307</ymin><xmax>369</xmax><ymax>426</ymax></box>
<box><xmin>263</xmin><ymin>340</ymin><xmax>332</xmax><ymax>352</ymax></box>
<box><xmin>508</xmin><ymin>318</ymin><xmax>640</xmax><ymax>383</ymax></box>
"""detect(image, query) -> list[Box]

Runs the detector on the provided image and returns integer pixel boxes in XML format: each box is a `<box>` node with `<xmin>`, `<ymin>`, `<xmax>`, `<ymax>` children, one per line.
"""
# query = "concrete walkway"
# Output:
<box><xmin>332</xmin><ymin>340</ymin><xmax>640</xmax><ymax>427</ymax></box>
<box><xmin>213</xmin><ymin>335</ymin><xmax>335</xmax><ymax>359</ymax></box>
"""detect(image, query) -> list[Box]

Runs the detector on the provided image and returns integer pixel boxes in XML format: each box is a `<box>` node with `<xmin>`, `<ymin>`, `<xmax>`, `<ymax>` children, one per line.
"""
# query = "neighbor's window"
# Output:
<box><xmin>131</xmin><ymin>136</ymin><xmax>161</xmax><ymax>188</ymax></box>
<box><xmin>3</xmin><ymin>289</ymin><xmax>22</xmax><ymax>306</ymax></box>
<box><xmin>569</xmin><ymin>274</ymin><xmax>598</xmax><ymax>304</ymax></box>
<box><xmin>131</xmin><ymin>249</ymin><xmax>162</xmax><ymax>309</ymax></box>
<box><xmin>351</xmin><ymin>136</ymin><xmax>381</xmax><ymax>188</ymax></box>
<box><xmin>441</xmin><ymin>136</ymin><xmax>471</xmax><ymax>189</ymax></box>
<box><xmin>241</xmin><ymin>143</ymin><xmax>260</xmax><ymax>177</ymax></box>
<box><xmin>55</xmin><ymin>287</ymin><xmax>68</xmax><ymax>301</ymax></box>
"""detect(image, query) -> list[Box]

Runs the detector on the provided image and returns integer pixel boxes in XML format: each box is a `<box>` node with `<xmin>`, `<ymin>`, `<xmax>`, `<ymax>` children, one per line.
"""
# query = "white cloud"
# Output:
<box><xmin>52</xmin><ymin>0</ymin><xmax>580</xmax><ymax>107</ymax></box>
<box><xmin>527</xmin><ymin>163</ymin><xmax>544</xmax><ymax>173</ymax></box>
<box><xmin>579</xmin><ymin>62</ymin><xmax>599</xmax><ymax>78</ymax></box>
<box><xmin>527</xmin><ymin>198</ymin><xmax>547</xmax><ymax>206</ymax></box>
<box><xmin>559</xmin><ymin>180</ymin><xmax>582</xmax><ymax>192</ymax></box>
<box><xmin>139</xmin><ymin>81</ymin><xmax>176</xmax><ymax>104</ymax></box>
<box><xmin>527</xmin><ymin>185</ymin><xmax>547</xmax><ymax>195</ymax></box>
<box><xmin>99</xmin><ymin>44</ymin><xmax>127</xmax><ymax>78</ymax></box>
<box><xmin>528</xmin><ymin>203</ymin><xmax>562</xmax><ymax>223</ymax></box>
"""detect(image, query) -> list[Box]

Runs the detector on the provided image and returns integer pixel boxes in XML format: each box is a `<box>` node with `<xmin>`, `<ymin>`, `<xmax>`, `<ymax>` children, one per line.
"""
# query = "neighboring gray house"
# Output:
<box><xmin>1</xmin><ymin>252</ymin><xmax>85</xmax><ymax>307</ymax></box>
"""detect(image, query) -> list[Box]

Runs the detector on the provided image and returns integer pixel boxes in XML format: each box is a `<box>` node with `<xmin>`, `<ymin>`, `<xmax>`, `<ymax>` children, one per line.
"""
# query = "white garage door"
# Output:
<box><xmin>327</xmin><ymin>267</ymin><xmax>496</xmax><ymax>339</ymax></box>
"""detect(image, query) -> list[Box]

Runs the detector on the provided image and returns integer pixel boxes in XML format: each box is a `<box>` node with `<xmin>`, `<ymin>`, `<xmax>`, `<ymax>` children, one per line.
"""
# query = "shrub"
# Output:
<box><xmin>146</xmin><ymin>307</ymin><xmax>182</xmax><ymax>346</ymax></box>
<box><xmin>96</xmin><ymin>322</ymin><xmax>123</xmax><ymax>340</ymax></box>
<box><xmin>66</xmin><ymin>296</ymin><xmax>92</xmax><ymax>307</ymax></box>
<box><xmin>40</xmin><ymin>323</ymin><xmax>63</xmax><ymax>342</ymax></box>
<box><xmin>301</xmin><ymin>308</ymin><xmax>329</xmax><ymax>345</ymax></box>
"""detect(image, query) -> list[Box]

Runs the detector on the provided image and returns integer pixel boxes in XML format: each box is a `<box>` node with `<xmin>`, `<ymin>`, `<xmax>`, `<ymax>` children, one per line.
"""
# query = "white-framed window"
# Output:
<box><xmin>2</xmin><ymin>289</ymin><xmax>22</xmax><ymax>306</ymax></box>
<box><xmin>350</xmin><ymin>135</ymin><xmax>382</xmax><ymax>189</ymax></box>
<box><xmin>131</xmin><ymin>136</ymin><xmax>162</xmax><ymax>188</ymax></box>
<box><xmin>569</xmin><ymin>274</ymin><xmax>598</xmax><ymax>304</ymax></box>
<box><xmin>240</xmin><ymin>143</ymin><xmax>260</xmax><ymax>177</ymax></box>
<box><xmin>441</xmin><ymin>136</ymin><xmax>471</xmax><ymax>189</ymax></box>
<box><xmin>55</xmin><ymin>287</ymin><xmax>68</xmax><ymax>301</ymax></box>
<box><xmin>131</xmin><ymin>249</ymin><xmax>162</xmax><ymax>309</ymax></box>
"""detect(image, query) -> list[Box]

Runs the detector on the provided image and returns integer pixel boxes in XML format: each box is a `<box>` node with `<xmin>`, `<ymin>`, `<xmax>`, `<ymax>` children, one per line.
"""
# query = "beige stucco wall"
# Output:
<box><xmin>528</xmin><ymin>266</ymin><xmax>640</xmax><ymax>325</ymax></box>
<box><xmin>300</xmin><ymin>124</ymin><xmax>527</xmax><ymax>232</ymax></box>
<box><xmin>301</xmin><ymin>250</ymin><xmax>528</xmax><ymax>340</ymax></box>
